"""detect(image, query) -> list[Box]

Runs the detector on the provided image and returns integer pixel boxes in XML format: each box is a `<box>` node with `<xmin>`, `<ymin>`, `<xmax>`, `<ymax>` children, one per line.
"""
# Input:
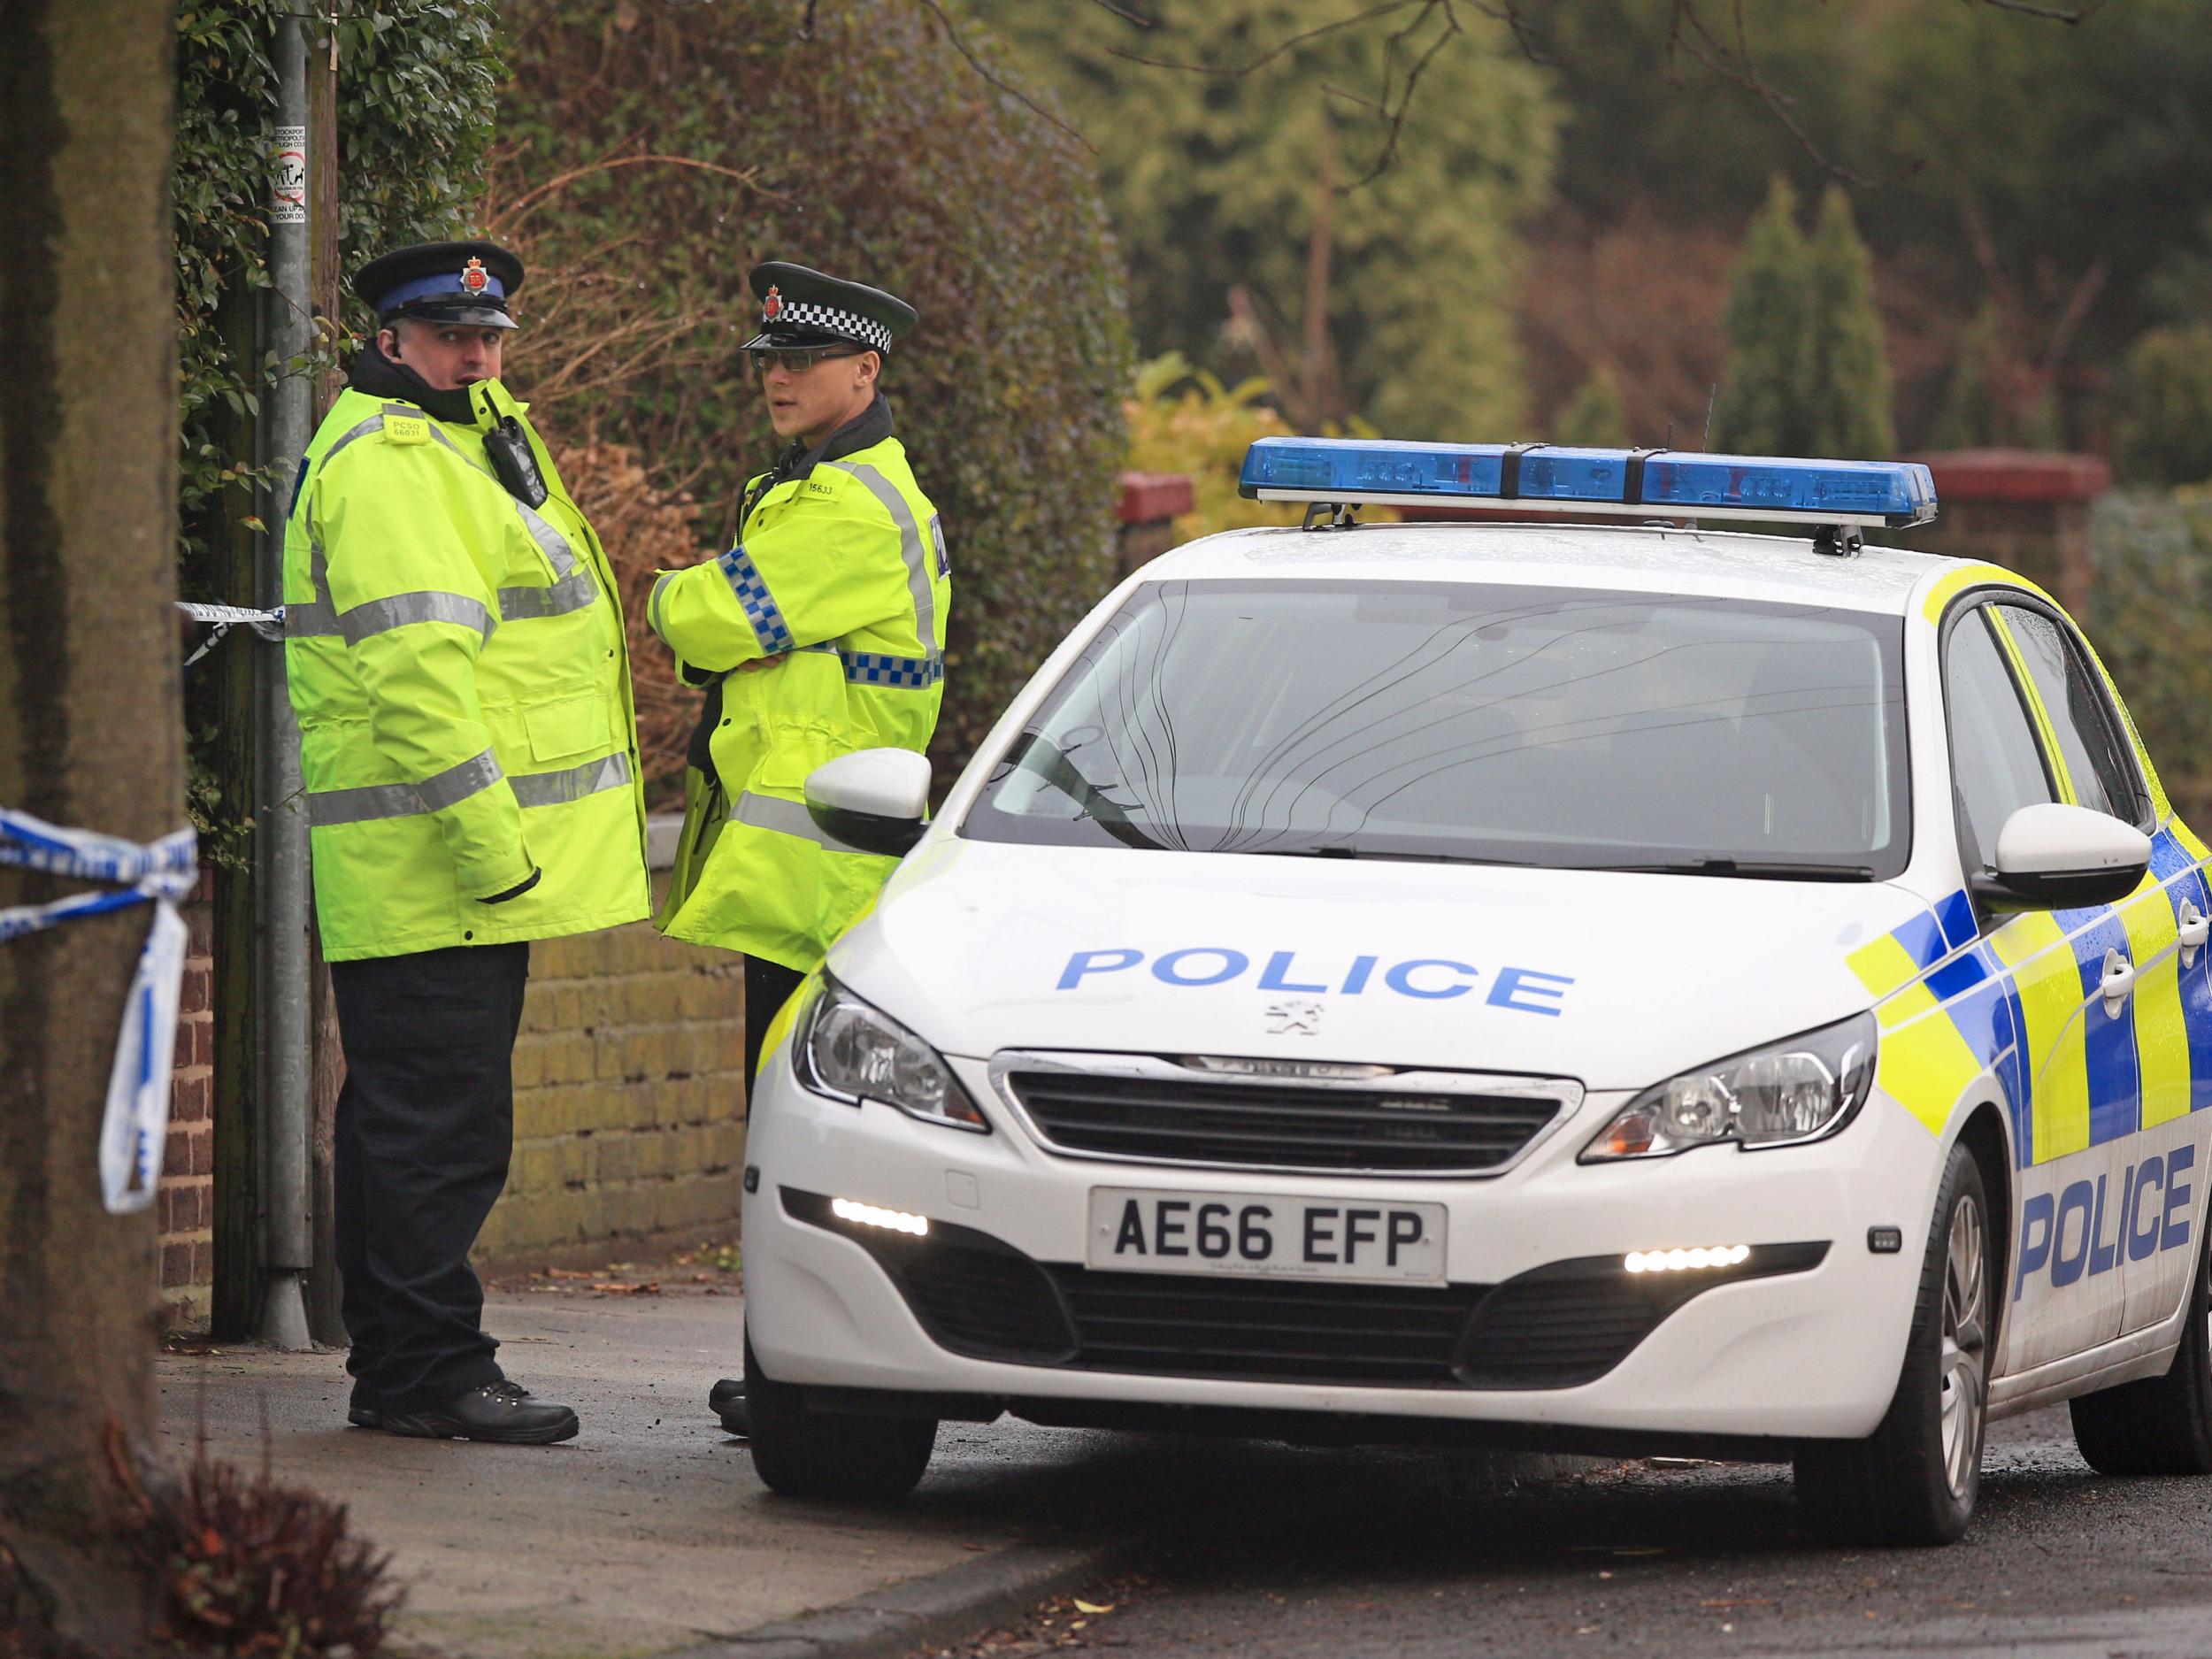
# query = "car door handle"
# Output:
<box><xmin>2101</xmin><ymin>948</ymin><xmax>2136</xmax><ymax>1016</ymax></box>
<box><xmin>2181</xmin><ymin>900</ymin><xmax>2208</xmax><ymax>969</ymax></box>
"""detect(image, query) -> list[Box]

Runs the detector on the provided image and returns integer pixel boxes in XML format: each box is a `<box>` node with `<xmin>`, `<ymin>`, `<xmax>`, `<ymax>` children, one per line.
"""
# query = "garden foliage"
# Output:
<box><xmin>988</xmin><ymin>0</ymin><xmax>1557</xmax><ymax>442</ymax></box>
<box><xmin>2091</xmin><ymin>490</ymin><xmax>2212</xmax><ymax>824</ymax></box>
<box><xmin>174</xmin><ymin>3</ymin><xmax>502</xmax><ymax>570</ymax></box>
<box><xmin>498</xmin><ymin>0</ymin><xmax>1133</xmax><ymax>787</ymax></box>
<box><xmin>2113</xmin><ymin>327</ymin><xmax>2212</xmax><ymax>488</ymax></box>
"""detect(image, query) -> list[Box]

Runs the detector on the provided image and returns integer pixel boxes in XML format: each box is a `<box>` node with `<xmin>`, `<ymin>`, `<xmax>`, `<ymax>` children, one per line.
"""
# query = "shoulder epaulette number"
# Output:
<box><xmin>381</xmin><ymin>408</ymin><xmax>429</xmax><ymax>447</ymax></box>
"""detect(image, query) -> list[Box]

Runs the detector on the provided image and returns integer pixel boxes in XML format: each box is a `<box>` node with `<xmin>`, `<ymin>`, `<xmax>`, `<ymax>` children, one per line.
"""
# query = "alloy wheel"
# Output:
<box><xmin>1939</xmin><ymin>1194</ymin><xmax>1988</xmax><ymax>1498</ymax></box>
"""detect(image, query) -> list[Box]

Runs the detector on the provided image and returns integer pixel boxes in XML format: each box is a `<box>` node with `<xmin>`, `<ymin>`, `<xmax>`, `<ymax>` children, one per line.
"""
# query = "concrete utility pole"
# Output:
<box><xmin>258</xmin><ymin>9</ymin><xmax>317</xmax><ymax>1351</ymax></box>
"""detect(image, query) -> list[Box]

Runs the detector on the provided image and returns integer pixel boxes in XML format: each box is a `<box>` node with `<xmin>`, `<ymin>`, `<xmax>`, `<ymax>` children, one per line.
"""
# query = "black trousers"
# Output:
<box><xmin>330</xmin><ymin>941</ymin><xmax>530</xmax><ymax>1412</ymax></box>
<box><xmin>744</xmin><ymin>955</ymin><xmax>806</xmax><ymax>1094</ymax></box>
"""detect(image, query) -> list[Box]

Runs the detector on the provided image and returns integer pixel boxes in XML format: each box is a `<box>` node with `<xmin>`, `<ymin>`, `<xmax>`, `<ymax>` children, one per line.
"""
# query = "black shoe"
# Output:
<box><xmin>709</xmin><ymin>1376</ymin><xmax>751</xmax><ymax>1438</ymax></box>
<box><xmin>348</xmin><ymin>1402</ymin><xmax>384</xmax><ymax>1430</ymax></box>
<box><xmin>384</xmin><ymin>1383</ymin><xmax>580</xmax><ymax>1444</ymax></box>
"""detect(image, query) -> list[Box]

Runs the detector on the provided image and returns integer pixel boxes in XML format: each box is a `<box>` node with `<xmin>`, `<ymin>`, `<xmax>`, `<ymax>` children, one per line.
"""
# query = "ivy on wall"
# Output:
<box><xmin>174</xmin><ymin>2</ymin><xmax>502</xmax><ymax>571</ymax></box>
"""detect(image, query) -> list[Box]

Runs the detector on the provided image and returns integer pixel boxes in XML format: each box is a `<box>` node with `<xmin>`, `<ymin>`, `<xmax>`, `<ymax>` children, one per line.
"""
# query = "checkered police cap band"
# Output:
<box><xmin>767</xmin><ymin>300</ymin><xmax>895</xmax><ymax>354</ymax></box>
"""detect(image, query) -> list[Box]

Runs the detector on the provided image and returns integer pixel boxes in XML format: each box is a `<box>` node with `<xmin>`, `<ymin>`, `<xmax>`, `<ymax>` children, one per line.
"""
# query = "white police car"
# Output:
<box><xmin>732</xmin><ymin>438</ymin><xmax>2212</xmax><ymax>1545</ymax></box>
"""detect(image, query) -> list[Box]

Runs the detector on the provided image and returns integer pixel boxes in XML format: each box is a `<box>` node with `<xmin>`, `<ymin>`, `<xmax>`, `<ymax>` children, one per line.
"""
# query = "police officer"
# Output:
<box><xmin>284</xmin><ymin>241</ymin><xmax>649</xmax><ymax>1443</ymax></box>
<box><xmin>649</xmin><ymin>263</ymin><xmax>949</xmax><ymax>1074</ymax></box>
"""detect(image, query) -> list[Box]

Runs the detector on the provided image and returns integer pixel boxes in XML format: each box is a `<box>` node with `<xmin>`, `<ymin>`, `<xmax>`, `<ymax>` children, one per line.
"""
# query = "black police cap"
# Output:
<box><xmin>353</xmin><ymin>240</ymin><xmax>525</xmax><ymax>330</ymax></box>
<box><xmin>741</xmin><ymin>262</ymin><xmax>917</xmax><ymax>356</ymax></box>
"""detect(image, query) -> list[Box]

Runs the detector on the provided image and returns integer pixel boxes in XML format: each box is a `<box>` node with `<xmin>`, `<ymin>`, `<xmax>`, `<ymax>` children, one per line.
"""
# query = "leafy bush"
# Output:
<box><xmin>1123</xmin><ymin>356</ymin><xmax>1299</xmax><ymax>543</ymax></box>
<box><xmin>2089</xmin><ymin>489</ymin><xmax>2212</xmax><ymax>824</ymax></box>
<box><xmin>497</xmin><ymin>0</ymin><xmax>1133</xmax><ymax>779</ymax></box>
<box><xmin>174</xmin><ymin>3</ymin><xmax>503</xmax><ymax>569</ymax></box>
<box><xmin>2114</xmin><ymin>326</ymin><xmax>2212</xmax><ymax>488</ymax></box>
<box><xmin>1550</xmin><ymin>367</ymin><xmax>1629</xmax><ymax>447</ymax></box>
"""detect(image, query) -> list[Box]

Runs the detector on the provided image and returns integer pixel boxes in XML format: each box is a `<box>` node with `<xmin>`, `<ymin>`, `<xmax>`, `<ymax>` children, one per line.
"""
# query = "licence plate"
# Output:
<box><xmin>1087</xmin><ymin>1187</ymin><xmax>1448</xmax><ymax>1286</ymax></box>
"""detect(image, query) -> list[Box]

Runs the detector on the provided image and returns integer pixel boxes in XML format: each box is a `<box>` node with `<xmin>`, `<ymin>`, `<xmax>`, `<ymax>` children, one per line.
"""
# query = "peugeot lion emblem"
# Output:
<box><xmin>1266</xmin><ymin>1000</ymin><xmax>1324</xmax><ymax>1036</ymax></box>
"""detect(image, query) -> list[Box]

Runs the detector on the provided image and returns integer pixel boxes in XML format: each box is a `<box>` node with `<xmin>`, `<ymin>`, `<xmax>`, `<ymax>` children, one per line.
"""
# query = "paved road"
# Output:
<box><xmin>908</xmin><ymin>1406</ymin><xmax>2212</xmax><ymax>1658</ymax></box>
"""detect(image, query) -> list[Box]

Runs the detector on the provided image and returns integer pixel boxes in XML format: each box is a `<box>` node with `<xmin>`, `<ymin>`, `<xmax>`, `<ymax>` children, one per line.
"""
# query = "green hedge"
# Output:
<box><xmin>2090</xmin><ymin>489</ymin><xmax>2212</xmax><ymax>825</ymax></box>
<box><xmin>498</xmin><ymin>0</ymin><xmax>1132</xmax><ymax>780</ymax></box>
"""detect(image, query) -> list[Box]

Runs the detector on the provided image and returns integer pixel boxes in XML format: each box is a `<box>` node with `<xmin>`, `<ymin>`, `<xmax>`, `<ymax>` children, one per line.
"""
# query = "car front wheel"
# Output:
<box><xmin>1795</xmin><ymin>1141</ymin><xmax>1992</xmax><ymax>1546</ymax></box>
<box><xmin>742</xmin><ymin>1327</ymin><xmax>937</xmax><ymax>1502</ymax></box>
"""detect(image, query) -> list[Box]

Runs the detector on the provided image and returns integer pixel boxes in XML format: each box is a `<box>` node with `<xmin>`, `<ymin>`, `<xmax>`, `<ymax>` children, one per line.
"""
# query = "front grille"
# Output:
<box><xmin>1454</xmin><ymin>1243</ymin><xmax>1832</xmax><ymax>1389</ymax></box>
<box><xmin>783</xmin><ymin>1187</ymin><xmax>1828</xmax><ymax>1393</ymax></box>
<box><xmin>1004</xmin><ymin>1068</ymin><xmax>1566</xmax><ymax>1175</ymax></box>
<box><xmin>1047</xmin><ymin>1267</ymin><xmax>1490</xmax><ymax>1386</ymax></box>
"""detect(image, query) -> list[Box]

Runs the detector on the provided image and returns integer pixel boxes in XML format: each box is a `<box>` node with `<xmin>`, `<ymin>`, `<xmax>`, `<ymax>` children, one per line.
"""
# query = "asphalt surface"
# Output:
<box><xmin>161</xmin><ymin>1278</ymin><xmax>2212</xmax><ymax>1658</ymax></box>
<box><xmin>907</xmin><ymin>1406</ymin><xmax>2212</xmax><ymax>1659</ymax></box>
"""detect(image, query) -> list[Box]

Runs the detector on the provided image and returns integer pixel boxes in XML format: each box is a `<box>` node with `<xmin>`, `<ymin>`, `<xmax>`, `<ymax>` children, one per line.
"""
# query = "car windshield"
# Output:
<box><xmin>964</xmin><ymin>579</ymin><xmax>1909</xmax><ymax>878</ymax></box>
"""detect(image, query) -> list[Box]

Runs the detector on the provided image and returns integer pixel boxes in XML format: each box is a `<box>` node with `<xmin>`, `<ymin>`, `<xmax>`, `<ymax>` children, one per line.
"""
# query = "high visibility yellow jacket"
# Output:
<box><xmin>649</xmin><ymin>410</ymin><xmax>948</xmax><ymax>971</ymax></box>
<box><xmin>282</xmin><ymin>377</ymin><xmax>649</xmax><ymax>961</ymax></box>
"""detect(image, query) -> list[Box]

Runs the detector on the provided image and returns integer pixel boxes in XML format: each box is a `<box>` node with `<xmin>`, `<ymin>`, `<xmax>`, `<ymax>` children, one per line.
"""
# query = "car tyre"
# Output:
<box><xmin>742</xmin><ymin>1328</ymin><xmax>936</xmax><ymax>1502</ymax></box>
<box><xmin>1794</xmin><ymin>1141</ymin><xmax>1991</xmax><ymax>1546</ymax></box>
<box><xmin>2068</xmin><ymin>1225</ymin><xmax>2212</xmax><ymax>1476</ymax></box>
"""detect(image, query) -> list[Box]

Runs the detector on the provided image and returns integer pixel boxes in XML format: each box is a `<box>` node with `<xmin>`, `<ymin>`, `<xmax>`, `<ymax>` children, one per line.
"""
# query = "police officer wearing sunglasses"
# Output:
<box><xmin>648</xmin><ymin>263</ymin><xmax>949</xmax><ymax>1079</ymax></box>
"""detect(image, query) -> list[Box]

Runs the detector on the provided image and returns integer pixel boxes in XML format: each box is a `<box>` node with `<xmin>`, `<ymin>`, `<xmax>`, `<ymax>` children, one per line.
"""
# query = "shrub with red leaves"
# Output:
<box><xmin>139</xmin><ymin>1444</ymin><xmax>402</xmax><ymax>1658</ymax></box>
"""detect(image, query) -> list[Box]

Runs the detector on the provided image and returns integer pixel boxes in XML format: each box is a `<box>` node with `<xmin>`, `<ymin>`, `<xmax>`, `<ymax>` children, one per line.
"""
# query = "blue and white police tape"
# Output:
<box><xmin>177</xmin><ymin>601</ymin><xmax>285</xmax><ymax>666</ymax></box>
<box><xmin>0</xmin><ymin>809</ymin><xmax>199</xmax><ymax>1215</ymax></box>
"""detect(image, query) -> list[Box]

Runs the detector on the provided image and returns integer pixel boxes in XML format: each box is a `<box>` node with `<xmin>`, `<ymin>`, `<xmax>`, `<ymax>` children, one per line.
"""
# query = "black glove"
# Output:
<box><xmin>480</xmin><ymin>867</ymin><xmax>542</xmax><ymax>905</ymax></box>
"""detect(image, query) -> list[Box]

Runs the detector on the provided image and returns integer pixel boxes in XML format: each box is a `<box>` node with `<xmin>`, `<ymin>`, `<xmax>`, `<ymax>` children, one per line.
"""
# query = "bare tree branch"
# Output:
<box><xmin>499</xmin><ymin>152</ymin><xmax>784</xmax><ymax>225</ymax></box>
<box><xmin>913</xmin><ymin>0</ymin><xmax>1094</xmax><ymax>150</ymax></box>
<box><xmin>1105</xmin><ymin>0</ymin><xmax>1427</xmax><ymax>78</ymax></box>
<box><xmin>1975</xmin><ymin>0</ymin><xmax>2095</xmax><ymax>20</ymax></box>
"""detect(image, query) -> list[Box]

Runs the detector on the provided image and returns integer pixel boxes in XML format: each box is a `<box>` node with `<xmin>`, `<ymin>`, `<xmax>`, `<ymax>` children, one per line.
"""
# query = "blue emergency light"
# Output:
<box><xmin>1238</xmin><ymin>438</ymin><xmax>1938</xmax><ymax>530</ymax></box>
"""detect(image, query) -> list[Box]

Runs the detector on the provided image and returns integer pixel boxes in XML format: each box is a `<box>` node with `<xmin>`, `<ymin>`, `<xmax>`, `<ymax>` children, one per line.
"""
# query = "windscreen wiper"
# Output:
<box><xmin>1246</xmin><ymin>845</ymin><xmax>1548</xmax><ymax>867</ymax></box>
<box><xmin>1595</xmin><ymin>857</ymin><xmax>1875</xmax><ymax>881</ymax></box>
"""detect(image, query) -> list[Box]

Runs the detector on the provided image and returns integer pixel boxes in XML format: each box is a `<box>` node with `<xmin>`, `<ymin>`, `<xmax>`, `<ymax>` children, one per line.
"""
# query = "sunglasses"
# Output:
<box><xmin>750</xmin><ymin>347</ymin><xmax>867</xmax><ymax>375</ymax></box>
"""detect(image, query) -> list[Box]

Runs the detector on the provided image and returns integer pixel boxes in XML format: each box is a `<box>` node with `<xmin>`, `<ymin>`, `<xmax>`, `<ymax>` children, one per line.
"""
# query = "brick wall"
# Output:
<box><xmin>472</xmin><ymin>872</ymin><xmax>750</xmax><ymax>1273</ymax></box>
<box><xmin>157</xmin><ymin>827</ymin><xmax>750</xmax><ymax>1328</ymax></box>
<box><xmin>158</xmin><ymin>871</ymin><xmax>217</xmax><ymax>1328</ymax></box>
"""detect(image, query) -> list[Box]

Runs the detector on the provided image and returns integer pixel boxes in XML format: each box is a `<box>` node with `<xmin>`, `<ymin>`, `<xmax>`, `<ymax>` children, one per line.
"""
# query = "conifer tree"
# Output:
<box><xmin>1554</xmin><ymin>366</ymin><xmax>1630</xmax><ymax>447</ymax></box>
<box><xmin>1712</xmin><ymin>176</ymin><xmax>1813</xmax><ymax>454</ymax></box>
<box><xmin>1803</xmin><ymin>185</ymin><xmax>1896</xmax><ymax>457</ymax></box>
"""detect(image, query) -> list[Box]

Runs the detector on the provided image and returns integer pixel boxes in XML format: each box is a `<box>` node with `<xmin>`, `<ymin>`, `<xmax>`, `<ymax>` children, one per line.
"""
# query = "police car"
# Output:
<box><xmin>732</xmin><ymin>438</ymin><xmax>2212</xmax><ymax>1545</ymax></box>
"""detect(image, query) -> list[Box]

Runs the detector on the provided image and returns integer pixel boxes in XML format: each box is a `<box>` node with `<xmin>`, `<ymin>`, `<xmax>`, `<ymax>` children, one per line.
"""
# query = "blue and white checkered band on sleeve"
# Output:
<box><xmin>764</xmin><ymin>299</ymin><xmax>895</xmax><ymax>353</ymax></box>
<box><xmin>717</xmin><ymin>545</ymin><xmax>793</xmax><ymax>655</ymax></box>
<box><xmin>842</xmin><ymin>651</ymin><xmax>944</xmax><ymax>687</ymax></box>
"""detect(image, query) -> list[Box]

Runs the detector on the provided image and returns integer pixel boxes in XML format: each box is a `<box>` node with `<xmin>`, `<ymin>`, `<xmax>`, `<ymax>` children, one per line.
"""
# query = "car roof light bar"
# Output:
<box><xmin>1238</xmin><ymin>438</ymin><xmax>1939</xmax><ymax>530</ymax></box>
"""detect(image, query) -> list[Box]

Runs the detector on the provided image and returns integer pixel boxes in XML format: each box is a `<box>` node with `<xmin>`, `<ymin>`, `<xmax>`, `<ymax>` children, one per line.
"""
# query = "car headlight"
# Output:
<box><xmin>795</xmin><ymin>974</ymin><xmax>989</xmax><ymax>1133</ymax></box>
<box><xmin>1582</xmin><ymin>1010</ymin><xmax>1877</xmax><ymax>1161</ymax></box>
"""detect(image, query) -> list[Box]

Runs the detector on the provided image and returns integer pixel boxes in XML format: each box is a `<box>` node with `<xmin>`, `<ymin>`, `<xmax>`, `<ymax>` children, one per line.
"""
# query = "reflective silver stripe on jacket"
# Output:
<box><xmin>821</xmin><ymin>461</ymin><xmax>936</xmax><ymax>655</ymax></box>
<box><xmin>285</xmin><ymin>600</ymin><xmax>340</xmax><ymax>639</ymax></box>
<box><xmin>728</xmin><ymin>789</ymin><xmax>865</xmax><ymax>853</ymax></box>
<box><xmin>497</xmin><ymin>567</ymin><xmax>596</xmax><ymax>622</ymax></box>
<box><xmin>299</xmin><ymin>406</ymin><xmax>595</xmax><ymax>634</ymax></box>
<box><xmin>339</xmin><ymin>588</ymin><xmax>497</xmax><ymax>646</ymax></box>
<box><xmin>511</xmin><ymin>750</ymin><xmax>631</xmax><ymax>809</ymax></box>
<box><xmin>648</xmin><ymin>571</ymin><xmax>677</xmax><ymax>640</ymax></box>
<box><xmin>307</xmin><ymin>747</ymin><xmax>504</xmax><ymax>826</ymax></box>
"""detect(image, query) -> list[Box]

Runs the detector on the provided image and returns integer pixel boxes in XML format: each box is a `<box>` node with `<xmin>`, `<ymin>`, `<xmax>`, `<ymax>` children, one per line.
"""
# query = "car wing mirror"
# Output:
<box><xmin>1975</xmin><ymin>802</ymin><xmax>2151</xmax><ymax>911</ymax></box>
<box><xmin>805</xmin><ymin>748</ymin><xmax>933</xmax><ymax>858</ymax></box>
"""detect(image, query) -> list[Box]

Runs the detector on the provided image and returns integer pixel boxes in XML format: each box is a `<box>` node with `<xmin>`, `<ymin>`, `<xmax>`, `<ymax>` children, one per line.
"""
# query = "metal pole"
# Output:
<box><xmin>257</xmin><ymin>12</ymin><xmax>315</xmax><ymax>1350</ymax></box>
